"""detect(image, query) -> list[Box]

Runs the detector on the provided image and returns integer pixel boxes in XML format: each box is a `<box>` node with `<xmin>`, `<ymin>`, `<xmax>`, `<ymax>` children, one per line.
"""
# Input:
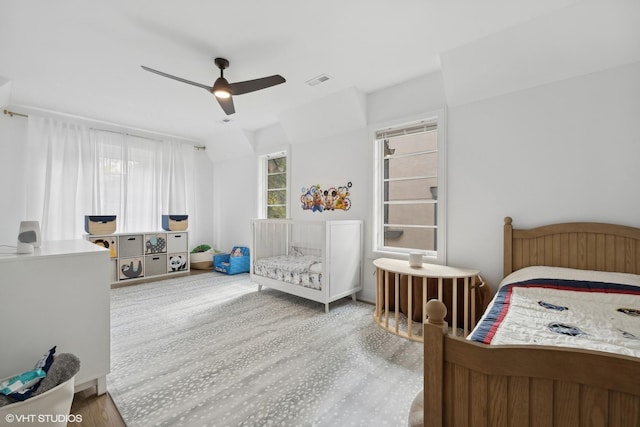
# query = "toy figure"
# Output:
<box><xmin>311</xmin><ymin>189</ymin><xmax>324</xmax><ymax>212</ymax></box>
<box><xmin>323</xmin><ymin>189</ymin><xmax>336</xmax><ymax>210</ymax></box>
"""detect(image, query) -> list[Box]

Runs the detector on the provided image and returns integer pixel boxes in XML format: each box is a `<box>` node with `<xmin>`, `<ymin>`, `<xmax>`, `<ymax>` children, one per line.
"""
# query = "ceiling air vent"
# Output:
<box><xmin>306</xmin><ymin>74</ymin><xmax>331</xmax><ymax>86</ymax></box>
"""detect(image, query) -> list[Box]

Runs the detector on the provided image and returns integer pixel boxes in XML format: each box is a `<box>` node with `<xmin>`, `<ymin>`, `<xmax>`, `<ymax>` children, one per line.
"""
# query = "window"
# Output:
<box><xmin>263</xmin><ymin>151</ymin><xmax>288</xmax><ymax>219</ymax></box>
<box><xmin>374</xmin><ymin>115</ymin><xmax>445</xmax><ymax>261</ymax></box>
<box><xmin>25</xmin><ymin>116</ymin><xmax>194</xmax><ymax>240</ymax></box>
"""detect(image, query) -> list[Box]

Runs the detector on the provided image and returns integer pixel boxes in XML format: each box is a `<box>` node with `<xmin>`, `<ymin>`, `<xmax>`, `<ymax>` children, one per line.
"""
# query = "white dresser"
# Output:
<box><xmin>0</xmin><ymin>239</ymin><xmax>110</xmax><ymax>394</ymax></box>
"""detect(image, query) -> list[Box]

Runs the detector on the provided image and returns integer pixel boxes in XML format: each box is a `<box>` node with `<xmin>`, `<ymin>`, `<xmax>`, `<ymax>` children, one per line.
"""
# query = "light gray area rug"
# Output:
<box><xmin>108</xmin><ymin>273</ymin><xmax>423</xmax><ymax>426</ymax></box>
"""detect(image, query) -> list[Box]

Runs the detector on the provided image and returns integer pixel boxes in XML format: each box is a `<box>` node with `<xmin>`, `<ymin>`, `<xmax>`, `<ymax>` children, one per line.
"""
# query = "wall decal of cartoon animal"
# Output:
<box><xmin>311</xmin><ymin>188</ymin><xmax>324</xmax><ymax>212</ymax></box>
<box><xmin>334</xmin><ymin>185</ymin><xmax>351</xmax><ymax>211</ymax></box>
<box><xmin>300</xmin><ymin>182</ymin><xmax>352</xmax><ymax>212</ymax></box>
<box><xmin>323</xmin><ymin>188</ymin><xmax>337</xmax><ymax>210</ymax></box>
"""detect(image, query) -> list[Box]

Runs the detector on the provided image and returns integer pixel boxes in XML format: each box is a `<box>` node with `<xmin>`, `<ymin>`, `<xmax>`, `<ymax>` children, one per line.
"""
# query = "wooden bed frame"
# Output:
<box><xmin>420</xmin><ymin>217</ymin><xmax>640</xmax><ymax>427</ymax></box>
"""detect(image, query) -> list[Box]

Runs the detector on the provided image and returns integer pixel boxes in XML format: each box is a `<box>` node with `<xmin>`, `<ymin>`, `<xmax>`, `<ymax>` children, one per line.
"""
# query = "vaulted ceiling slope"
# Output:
<box><xmin>1</xmin><ymin>0</ymin><xmax>638</xmax><ymax>153</ymax></box>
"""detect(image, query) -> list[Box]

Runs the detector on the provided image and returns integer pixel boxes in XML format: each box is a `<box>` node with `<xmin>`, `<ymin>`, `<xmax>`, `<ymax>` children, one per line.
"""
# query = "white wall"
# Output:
<box><xmin>212</xmin><ymin>61</ymin><xmax>640</xmax><ymax>300</ymax></box>
<box><xmin>0</xmin><ymin>115</ymin><xmax>214</xmax><ymax>249</ymax></box>
<box><xmin>0</xmin><ymin>114</ymin><xmax>28</xmax><ymax>245</ymax></box>
<box><xmin>190</xmin><ymin>151</ymin><xmax>215</xmax><ymax>248</ymax></box>
<box><xmin>210</xmin><ymin>72</ymin><xmax>446</xmax><ymax>302</ymax></box>
<box><xmin>289</xmin><ymin>128</ymin><xmax>369</xmax><ymax>222</ymax></box>
<box><xmin>447</xmin><ymin>60</ymin><xmax>640</xmax><ymax>288</ymax></box>
<box><xmin>210</xmin><ymin>129</ymin><xmax>370</xmax><ymax>254</ymax></box>
<box><xmin>211</xmin><ymin>154</ymin><xmax>258</xmax><ymax>252</ymax></box>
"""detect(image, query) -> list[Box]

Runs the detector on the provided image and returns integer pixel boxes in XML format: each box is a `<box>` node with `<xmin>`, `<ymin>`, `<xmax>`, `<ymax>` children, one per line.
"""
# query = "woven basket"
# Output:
<box><xmin>190</xmin><ymin>251</ymin><xmax>213</xmax><ymax>270</ymax></box>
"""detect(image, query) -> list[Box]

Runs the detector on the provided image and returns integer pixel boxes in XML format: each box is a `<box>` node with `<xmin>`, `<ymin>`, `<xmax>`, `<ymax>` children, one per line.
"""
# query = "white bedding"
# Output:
<box><xmin>469</xmin><ymin>266</ymin><xmax>640</xmax><ymax>358</ymax></box>
<box><xmin>253</xmin><ymin>255</ymin><xmax>322</xmax><ymax>290</ymax></box>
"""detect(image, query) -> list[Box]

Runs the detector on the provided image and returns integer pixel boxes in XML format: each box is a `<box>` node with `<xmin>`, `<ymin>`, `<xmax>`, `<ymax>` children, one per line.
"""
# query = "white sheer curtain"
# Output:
<box><xmin>26</xmin><ymin>115</ymin><xmax>195</xmax><ymax>240</ymax></box>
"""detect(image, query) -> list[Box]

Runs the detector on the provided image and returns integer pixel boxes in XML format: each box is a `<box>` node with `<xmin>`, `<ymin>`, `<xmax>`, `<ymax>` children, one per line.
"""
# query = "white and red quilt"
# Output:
<box><xmin>468</xmin><ymin>266</ymin><xmax>640</xmax><ymax>358</ymax></box>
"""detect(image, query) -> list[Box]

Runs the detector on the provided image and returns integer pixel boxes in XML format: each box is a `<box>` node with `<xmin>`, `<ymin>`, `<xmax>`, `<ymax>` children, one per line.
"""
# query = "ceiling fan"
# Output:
<box><xmin>141</xmin><ymin>57</ymin><xmax>285</xmax><ymax>115</ymax></box>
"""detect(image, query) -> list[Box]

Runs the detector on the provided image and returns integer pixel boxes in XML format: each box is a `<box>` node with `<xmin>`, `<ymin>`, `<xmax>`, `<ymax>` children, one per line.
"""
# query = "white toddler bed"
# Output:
<box><xmin>251</xmin><ymin>219</ymin><xmax>363</xmax><ymax>312</ymax></box>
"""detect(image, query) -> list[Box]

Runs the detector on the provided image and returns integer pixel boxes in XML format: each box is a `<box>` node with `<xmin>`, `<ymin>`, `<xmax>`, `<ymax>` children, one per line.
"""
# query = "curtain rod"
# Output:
<box><xmin>3</xmin><ymin>109</ymin><xmax>28</xmax><ymax>118</ymax></box>
<box><xmin>3</xmin><ymin>108</ymin><xmax>207</xmax><ymax>151</ymax></box>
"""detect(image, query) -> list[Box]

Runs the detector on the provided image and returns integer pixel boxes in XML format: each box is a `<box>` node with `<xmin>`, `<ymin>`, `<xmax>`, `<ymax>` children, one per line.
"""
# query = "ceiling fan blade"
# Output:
<box><xmin>141</xmin><ymin>66</ymin><xmax>212</xmax><ymax>91</ymax></box>
<box><xmin>229</xmin><ymin>75</ymin><xmax>286</xmax><ymax>95</ymax></box>
<box><xmin>216</xmin><ymin>95</ymin><xmax>235</xmax><ymax>115</ymax></box>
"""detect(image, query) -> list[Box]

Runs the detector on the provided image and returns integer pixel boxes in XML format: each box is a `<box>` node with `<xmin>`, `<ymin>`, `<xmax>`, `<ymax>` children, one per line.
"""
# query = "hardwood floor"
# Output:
<box><xmin>70</xmin><ymin>388</ymin><xmax>125</xmax><ymax>427</ymax></box>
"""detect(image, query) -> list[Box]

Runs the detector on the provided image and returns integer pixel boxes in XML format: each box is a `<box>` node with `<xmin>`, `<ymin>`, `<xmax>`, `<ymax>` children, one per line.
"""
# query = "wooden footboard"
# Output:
<box><xmin>423</xmin><ymin>300</ymin><xmax>640</xmax><ymax>427</ymax></box>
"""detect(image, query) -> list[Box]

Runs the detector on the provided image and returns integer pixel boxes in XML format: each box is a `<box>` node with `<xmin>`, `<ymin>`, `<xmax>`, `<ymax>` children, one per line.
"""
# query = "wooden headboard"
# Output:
<box><xmin>503</xmin><ymin>216</ymin><xmax>640</xmax><ymax>277</ymax></box>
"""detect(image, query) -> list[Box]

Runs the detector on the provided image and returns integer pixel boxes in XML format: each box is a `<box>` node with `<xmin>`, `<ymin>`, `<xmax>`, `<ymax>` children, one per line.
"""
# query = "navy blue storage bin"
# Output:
<box><xmin>84</xmin><ymin>215</ymin><xmax>117</xmax><ymax>235</ymax></box>
<box><xmin>162</xmin><ymin>215</ymin><xmax>188</xmax><ymax>231</ymax></box>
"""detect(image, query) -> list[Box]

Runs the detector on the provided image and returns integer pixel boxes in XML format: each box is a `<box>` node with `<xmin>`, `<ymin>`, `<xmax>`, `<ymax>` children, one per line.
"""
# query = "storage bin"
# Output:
<box><xmin>119</xmin><ymin>234</ymin><xmax>143</xmax><ymax>257</ymax></box>
<box><xmin>145</xmin><ymin>254</ymin><xmax>167</xmax><ymax>276</ymax></box>
<box><xmin>190</xmin><ymin>250</ymin><xmax>213</xmax><ymax>270</ymax></box>
<box><xmin>0</xmin><ymin>375</ymin><xmax>75</xmax><ymax>427</ymax></box>
<box><xmin>118</xmin><ymin>257</ymin><xmax>144</xmax><ymax>280</ymax></box>
<box><xmin>88</xmin><ymin>236</ymin><xmax>118</xmax><ymax>258</ymax></box>
<box><xmin>84</xmin><ymin>215</ymin><xmax>117</xmax><ymax>235</ymax></box>
<box><xmin>162</xmin><ymin>215</ymin><xmax>188</xmax><ymax>231</ymax></box>
<box><xmin>167</xmin><ymin>253</ymin><xmax>189</xmax><ymax>272</ymax></box>
<box><xmin>144</xmin><ymin>233</ymin><xmax>167</xmax><ymax>254</ymax></box>
<box><xmin>167</xmin><ymin>233</ymin><xmax>188</xmax><ymax>253</ymax></box>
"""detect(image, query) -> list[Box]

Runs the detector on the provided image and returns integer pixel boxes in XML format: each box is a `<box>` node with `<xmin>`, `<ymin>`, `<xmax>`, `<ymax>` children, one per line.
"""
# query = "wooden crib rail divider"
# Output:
<box><xmin>424</xmin><ymin>299</ymin><xmax>447</xmax><ymax>427</ymax></box>
<box><xmin>384</xmin><ymin>270</ymin><xmax>390</xmax><ymax>329</ymax></box>
<box><xmin>451</xmin><ymin>277</ymin><xmax>458</xmax><ymax>334</ymax></box>
<box><xmin>395</xmin><ymin>272</ymin><xmax>400</xmax><ymax>334</ymax></box>
<box><xmin>463</xmin><ymin>277</ymin><xmax>469</xmax><ymax>337</ymax></box>
<box><xmin>408</xmin><ymin>275</ymin><xmax>413</xmax><ymax>339</ymax></box>
<box><xmin>375</xmin><ymin>267</ymin><xmax>382</xmax><ymax>319</ymax></box>
<box><xmin>422</xmin><ymin>277</ymin><xmax>428</xmax><ymax>323</ymax></box>
<box><xmin>470</xmin><ymin>275</ymin><xmax>476</xmax><ymax>331</ymax></box>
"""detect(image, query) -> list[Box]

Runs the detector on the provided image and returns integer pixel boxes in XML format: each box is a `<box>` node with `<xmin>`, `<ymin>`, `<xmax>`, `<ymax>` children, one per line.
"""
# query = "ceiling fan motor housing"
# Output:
<box><xmin>214</xmin><ymin>57</ymin><xmax>230</xmax><ymax>71</ymax></box>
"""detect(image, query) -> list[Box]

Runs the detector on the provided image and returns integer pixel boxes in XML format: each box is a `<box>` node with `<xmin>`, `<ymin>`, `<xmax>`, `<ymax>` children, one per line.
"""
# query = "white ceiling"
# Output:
<box><xmin>1</xmin><ymin>0</ymin><xmax>632</xmax><ymax>145</ymax></box>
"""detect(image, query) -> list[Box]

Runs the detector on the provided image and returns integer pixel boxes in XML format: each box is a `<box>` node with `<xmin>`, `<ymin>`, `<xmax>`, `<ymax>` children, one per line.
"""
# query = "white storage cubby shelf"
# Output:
<box><xmin>86</xmin><ymin>231</ymin><xmax>189</xmax><ymax>284</ymax></box>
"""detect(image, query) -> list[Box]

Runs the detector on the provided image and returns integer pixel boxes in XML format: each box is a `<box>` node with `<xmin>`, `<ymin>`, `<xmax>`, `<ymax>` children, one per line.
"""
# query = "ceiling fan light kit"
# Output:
<box><xmin>141</xmin><ymin>57</ymin><xmax>285</xmax><ymax>115</ymax></box>
<box><xmin>212</xmin><ymin>78</ymin><xmax>231</xmax><ymax>99</ymax></box>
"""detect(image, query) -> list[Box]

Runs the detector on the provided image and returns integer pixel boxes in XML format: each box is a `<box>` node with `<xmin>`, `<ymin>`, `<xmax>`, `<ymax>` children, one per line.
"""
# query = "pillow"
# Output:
<box><xmin>499</xmin><ymin>266</ymin><xmax>640</xmax><ymax>289</ymax></box>
<box><xmin>230</xmin><ymin>247</ymin><xmax>244</xmax><ymax>257</ymax></box>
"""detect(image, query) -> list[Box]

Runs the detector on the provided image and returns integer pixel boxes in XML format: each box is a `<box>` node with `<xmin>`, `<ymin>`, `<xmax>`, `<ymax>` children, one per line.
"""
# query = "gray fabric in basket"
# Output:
<box><xmin>0</xmin><ymin>354</ymin><xmax>80</xmax><ymax>407</ymax></box>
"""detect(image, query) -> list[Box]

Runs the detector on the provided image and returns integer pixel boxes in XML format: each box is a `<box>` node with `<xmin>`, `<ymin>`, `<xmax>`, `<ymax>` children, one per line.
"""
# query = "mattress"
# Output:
<box><xmin>468</xmin><ymin>266</ymin><xmax>640</xmax><ymax>358</ymax></box>
<box><xmin>253</xmin><ymin>255</ymin><xmax>323</xmax><ymax>290</ymax></box>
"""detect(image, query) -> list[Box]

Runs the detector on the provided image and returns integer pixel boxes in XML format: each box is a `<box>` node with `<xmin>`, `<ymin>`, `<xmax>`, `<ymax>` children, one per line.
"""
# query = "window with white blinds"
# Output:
<box><xmin>374</xmin><ymin>117</ymin><xmax>445</xmax><ymax>260</ymax></box>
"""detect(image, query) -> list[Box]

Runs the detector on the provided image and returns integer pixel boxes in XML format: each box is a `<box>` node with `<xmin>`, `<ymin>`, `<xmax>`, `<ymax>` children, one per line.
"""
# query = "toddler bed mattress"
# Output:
<box><xmin>468</xmin><ymin>266</ymin><xmax>640</xmax><ymax>358</ymax></box>
<box><xmin>253</xmin><ymin>255</ymin><xmax>323</xmax><ymax>290</ymax></box>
